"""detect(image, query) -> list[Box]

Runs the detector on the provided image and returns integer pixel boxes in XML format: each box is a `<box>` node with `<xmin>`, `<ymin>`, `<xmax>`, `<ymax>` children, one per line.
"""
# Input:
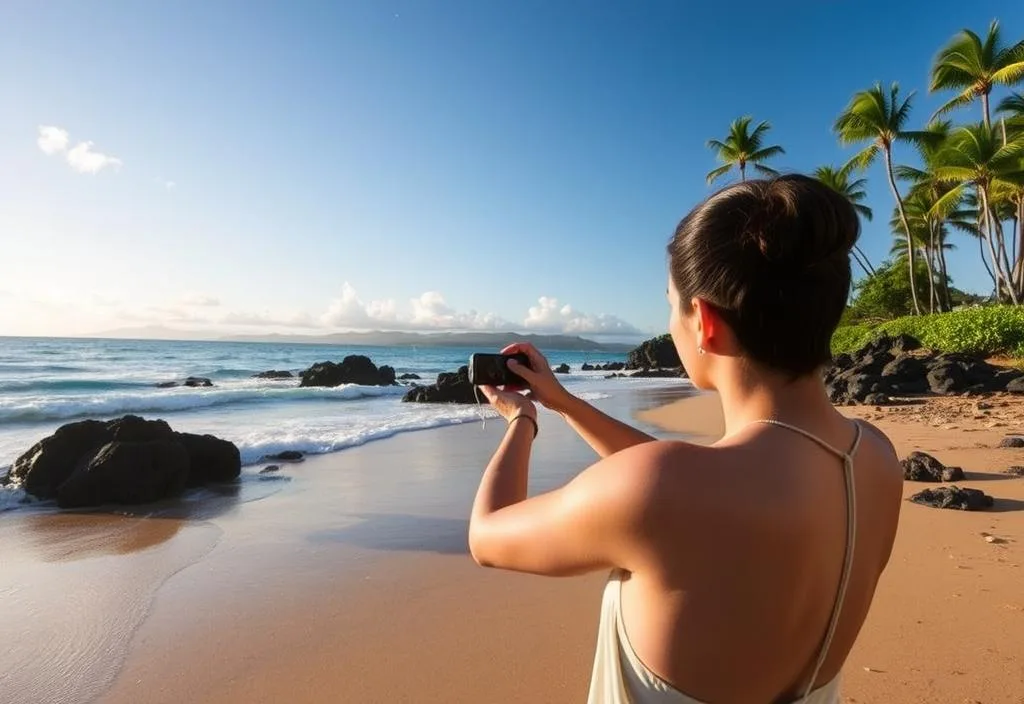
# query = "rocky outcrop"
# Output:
<box><xmin>826</xmin><ymin>335</ymin><xmax>1024</xmax><ymax>406</ymax></box>
<box><xmin>399</xmin><ymin>373</ymin><xmax>421</xmax><ymax>380</ymax></box>
<box><xmin>156</xmin><ymin>376</ymin><xmax>214</xmax><ymax>388</ymax></box>
<box><xmin>264</xmin><ymin>450</ymin><xmax>304</xmax><ymax>462</ymax></box>
<box><xmin>554</xmin><ymin>363</ymin><xmax>570</xmax><ymax>374</ymax></box>
<box><xmin>910</xmin><ymin>486</ymin><xmax>993</xmax><ymax>511</ymax></box>
<box><xmin>253</xmin><ymin>370</ymin><xmax>293</xmax><ymax>379</ymax></box>
<box><xmin>581</xmin><ymin>362</ymin><xmax>626</xmax><ymax>372</ymax></box>
<box><xmin>999</xmin><ymin>436</ymin><xmax>1024</xmax><ymax>448</ymax></box>
<box><xmin>900</xmin><ymin>451</ymin><xmax>964</xmax><ymax>482</ymax></box>
<box><xmin>626</xmin><ymin>335</ymin><xmax>681</xmax><ymax>371</ymax></box>
<box><xmin>299</xmin><ymin>356</ymin><xmax>396</xmax><ymax>387</ymax></box>
<box><xmin>629</xmin><ymin>368</ymin><xmax>687</xmax><ymax>378</ymax></box>
<box><xmin>402</xmin><ymin>366</ymin><xmax>480</xmax><ymax>404</ymax></box>
<box><xmin>1005</xmin><ymin>466</ymin><xmax>1024</xmax><ymax>477</ymax></box>
<box><xmin>8</xmin><ymin>415</ymin><xmax>241</xmax><ymax>508</ymax></box>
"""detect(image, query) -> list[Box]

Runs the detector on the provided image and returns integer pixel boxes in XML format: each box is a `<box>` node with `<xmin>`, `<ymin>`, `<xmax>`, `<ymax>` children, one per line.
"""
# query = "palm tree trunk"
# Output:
<box><xmin>740</xmin><ymin>162</ymin><xmax>746</xmax><ymax>182</ymax></box>
<box><xmin>978</xmin><ymin>233</ymin><xmax>997</xmax><ymax>293</ymax></box>
<box><xmin>990</xmin><ymin>204</ymin><xmax>1020</xmax><ymax>305</ymax></box>
<box><xmin>926</xmin><ymin>227</ymin><xmax>937</xmax><ymax>313</ymax></box>
<box><xmin>850</xmin><ymin>249</ymin><xmax>872</xmax><ymax>277</ymax></box>
<box><xmin>938</xmin><ymin>240</ymin><xmax>952</xmax><ymax>310</ymax></box>
<box><xmin>853</xmin><ymin>245</ymin><xmax>875</xmax><ymax>275</ymax></box>
<box><xmin>982</xmin><ymin>91</ymin><xmax>991</xmax><ymax>130</ymax></box>
<box><xmin>1016</xmin><ymin>200</ymin><xmax>1024</xmax><ymax>298</ymax></box>
<box><xmin>883</xmin><ymin>147</ymin><xmax>921</xmax><ymax>314</ymax></box>
<box><xmin>978</xmin><ymin>186</ymin><xmax>1019</xmax><ymax>304</ymax></box>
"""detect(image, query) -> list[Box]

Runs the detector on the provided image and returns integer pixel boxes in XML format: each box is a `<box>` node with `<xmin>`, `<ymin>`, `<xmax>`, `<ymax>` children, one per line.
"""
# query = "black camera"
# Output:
<box><xmin>468</xmin><ymin>353</ymin><xmax>531</xmax><ymax>386</ymax></box>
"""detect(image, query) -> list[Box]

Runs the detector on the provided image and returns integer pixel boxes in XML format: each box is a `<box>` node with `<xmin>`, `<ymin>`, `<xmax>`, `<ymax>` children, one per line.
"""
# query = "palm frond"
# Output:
<box><xmin>933</xmin><ymin>165</ymin><xmax>978</xmax><ymax>183</ymax></box>
<box><xmin>894</xmin><ymin>164</ymin><xmax>929</xmax><ymax>182</ymax></box>
<box><xmin>854</xmin><ymin>203</ymin><xmax>873</xmax><ymax>221</ymax></box>
<box><xmin>991</xmin><ymin>61</ymin><xmax>1024</xmax><ymax>86</ymax></box>
<box><xmin>931</xmin><ymin>90</ymin><xmax>976</xmax><ymax>121</ymax></box>
<box><xmin>850</xmin><ymin>144</ymin><xmax>881</xmax><ymax>172</ymax></box>
<box><xmin>752</xmin><ymin>164</ymin><xmax>780</xmax><ymax>177</ymax></box>
<box><xmin>996</xmin><ymin>91</ymin><xmax>1024</xmax><ymax>116</ymax></box>
<box><xmin>705</xmin><ymin>163</ymin><xmax>733</xmax><ymax>185</ymax></box>
<box><xmin>748</xmin><ymin>145</ymin><xmax>785</xmax><ymax>161</ymax></box>
<box><xmin>929</xmin><ymin>183</ymin><xmax>967</xmax><ymax>219</ymax></box>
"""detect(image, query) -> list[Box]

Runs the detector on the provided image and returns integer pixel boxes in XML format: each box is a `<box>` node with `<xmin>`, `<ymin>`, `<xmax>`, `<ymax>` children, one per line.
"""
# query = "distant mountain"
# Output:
<box><xmin>84</xmin><ymin>326</ymin><xmax>638</xmax><ymax>353</ymax></box>
<box><xmin>225</xmin><ymin>330</ymin><xmax>637</xmax><ymax>352</ymax></box>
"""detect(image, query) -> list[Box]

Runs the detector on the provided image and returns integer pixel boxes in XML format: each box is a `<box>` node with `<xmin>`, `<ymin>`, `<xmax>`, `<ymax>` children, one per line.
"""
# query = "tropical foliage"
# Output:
<box><xmin>707</xmin><ymin>18</ymin><xmax>1024</xmax><ymax>314</ymax></box>
<box><xmin>832</xmin><ymin>305</ymin><xmax>1024</xmax><ymax>358</ymax></box>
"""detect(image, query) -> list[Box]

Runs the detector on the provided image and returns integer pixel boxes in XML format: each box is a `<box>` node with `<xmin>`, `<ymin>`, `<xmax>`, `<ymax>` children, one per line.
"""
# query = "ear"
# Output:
<box><xmin>690</xmin><ymin>298</ymin><xmax>722</xmax><ymax>353</ymax></box>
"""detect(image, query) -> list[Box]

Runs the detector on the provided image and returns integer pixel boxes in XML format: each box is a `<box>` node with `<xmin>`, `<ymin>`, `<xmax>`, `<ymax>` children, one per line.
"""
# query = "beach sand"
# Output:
<box><xmin>2</xmin><ymin>387</ymin><xmax>1023</xmax><ymax>703</ymax></box>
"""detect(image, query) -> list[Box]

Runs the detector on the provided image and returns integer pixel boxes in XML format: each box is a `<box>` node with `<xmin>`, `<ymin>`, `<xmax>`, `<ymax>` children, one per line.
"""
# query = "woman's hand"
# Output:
<box><xmin>478</xmin><ymin>384</ymin><xmax>537</xmax><ymax>423</ymax></box>
<box><xmin>499</xmin><ymin>342</ymin><xmax>573</xmax><ymax>413</ymax></box>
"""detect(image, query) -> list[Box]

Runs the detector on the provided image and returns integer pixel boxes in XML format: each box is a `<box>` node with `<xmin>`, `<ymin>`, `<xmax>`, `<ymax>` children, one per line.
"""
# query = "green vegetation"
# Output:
<box><xmin>832</xmin><ymin>305</ymin><xmax>1024</xmax><ymax>358</ymax></box>
<box><xmin>707</xmin><ymin>19</ymin><xmax>1024</xmax><ymax>312</ymax></box>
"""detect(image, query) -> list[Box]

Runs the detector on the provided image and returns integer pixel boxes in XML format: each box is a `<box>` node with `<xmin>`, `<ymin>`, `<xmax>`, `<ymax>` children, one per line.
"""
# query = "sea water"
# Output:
<box><xmin>0</xmin><ymin>337</ymin><xmax>684</xmax><ymax>506</ymax></box>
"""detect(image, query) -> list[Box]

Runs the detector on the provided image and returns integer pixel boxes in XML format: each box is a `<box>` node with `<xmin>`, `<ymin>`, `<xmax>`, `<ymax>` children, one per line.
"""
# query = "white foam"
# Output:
<box><xmin>0</xmin><ymin>382</ymin><xmax>410</xmax><ymax>424</ymax></box>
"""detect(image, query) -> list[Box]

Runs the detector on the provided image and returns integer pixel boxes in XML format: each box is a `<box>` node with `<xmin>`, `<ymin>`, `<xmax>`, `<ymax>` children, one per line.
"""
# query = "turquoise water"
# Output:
<box><xmin>0</xmin><ymin>337</ymin><xmax>681</xmax><ymax>475</ymax></box>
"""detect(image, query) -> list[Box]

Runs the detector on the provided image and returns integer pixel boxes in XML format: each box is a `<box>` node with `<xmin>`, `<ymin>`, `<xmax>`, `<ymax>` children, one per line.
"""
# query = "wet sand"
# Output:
<box><xmin>3</xmin><ymin>387</ymin><xmax>1023</xmax><ymax>703</ymax></box>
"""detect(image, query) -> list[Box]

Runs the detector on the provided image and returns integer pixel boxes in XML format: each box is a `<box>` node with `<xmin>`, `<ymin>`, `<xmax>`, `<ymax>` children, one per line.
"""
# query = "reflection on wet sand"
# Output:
<box><xmin>13</xmin><ymin>513</ymin><xmax>185</xmax><ymax>562</ymax></box>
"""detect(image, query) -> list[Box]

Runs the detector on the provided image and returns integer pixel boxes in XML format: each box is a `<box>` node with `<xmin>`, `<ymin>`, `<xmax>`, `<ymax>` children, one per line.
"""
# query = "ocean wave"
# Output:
<box><xmin>0</xmin><ymin>383</ymin><xmax>410</xmax><ymax>424</ymax></box>
<box><xmin>234</xmin><ymin>409</ymin><xmax>493</xmax><ymax>465</ymax></box>
<box><xmin>0</xmin><ymin>378</ymin><xmax>154</xmax><ymax>394</ymax></box>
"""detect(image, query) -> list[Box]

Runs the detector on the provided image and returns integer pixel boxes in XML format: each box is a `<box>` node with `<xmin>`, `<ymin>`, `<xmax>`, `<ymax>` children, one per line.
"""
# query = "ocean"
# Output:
<box><xmin>0</xmin><ymin>337</ymin><xmax>686</xmax><ymax>509</ymax></box>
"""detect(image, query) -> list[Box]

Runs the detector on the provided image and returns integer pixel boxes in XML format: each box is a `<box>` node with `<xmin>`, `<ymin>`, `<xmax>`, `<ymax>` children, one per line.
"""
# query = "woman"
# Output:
<box><xmin>468</xmin><ymin>174</ymin><xmax>903</xmax><ymax>704</ymax></box>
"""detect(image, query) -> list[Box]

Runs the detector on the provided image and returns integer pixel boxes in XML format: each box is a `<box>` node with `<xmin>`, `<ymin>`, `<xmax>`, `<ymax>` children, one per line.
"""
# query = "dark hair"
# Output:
<box><xmin>668</xmin><ymin>174</ymin><xmax>859</xmax><ymax>377</ymax></box>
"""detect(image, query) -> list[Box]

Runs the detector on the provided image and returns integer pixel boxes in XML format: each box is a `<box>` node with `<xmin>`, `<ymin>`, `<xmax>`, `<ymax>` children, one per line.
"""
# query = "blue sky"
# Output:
<box><xmin>1</xmin><ymin>0</ymin><xmax>1021</xmax><ymax>340</ymax></box>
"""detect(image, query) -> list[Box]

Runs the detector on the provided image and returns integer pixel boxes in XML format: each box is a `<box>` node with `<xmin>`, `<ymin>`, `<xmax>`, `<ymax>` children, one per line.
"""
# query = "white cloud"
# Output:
<box><xmin>523</xmin><ymin>296</ymin><xmax>640</xmax><ymax>335</ymax></box>
<box><xmin>165</xmin><ymin>180</ymin><xmax>176</xmax><ymax>191</ymax></box>
<box><xmin>408</xmin><ymin>291</ymin><xmax>510</xmax><ymax>330</ymax></box>
<box><xmin>36</xmin><ymin>126</ymin><xmax>122</xmax><ymax>174</ymax></box>
<box><xmin>2</xmin><ymin>281</ymin><xmax>641</xmax><ymax>338</ymax></box>
<box><xmin>37</xmin><ymin>125</ymin><xmax>69</xmax><ymax>154</ymax></box>
<box><xmin>66</xmin><ymin>141</ymin><xmax>123</xmax><ymax>174</ymax></box>
<box><xmin>320</xmin><ymin>283</ymin><xmax>400</xmax><ymax>327</ymax></box>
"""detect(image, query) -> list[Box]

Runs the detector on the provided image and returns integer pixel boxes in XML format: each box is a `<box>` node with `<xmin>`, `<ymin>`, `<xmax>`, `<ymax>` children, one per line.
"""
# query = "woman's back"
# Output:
<box><xmin>607</xmin><ymin>415</ymin><xmax>902</xmax><ymax>703</ymax></box>
<box><xmin>468</xmin><ymin>175</ymin><xmax>905</xmax><ymax>704</ymax></box>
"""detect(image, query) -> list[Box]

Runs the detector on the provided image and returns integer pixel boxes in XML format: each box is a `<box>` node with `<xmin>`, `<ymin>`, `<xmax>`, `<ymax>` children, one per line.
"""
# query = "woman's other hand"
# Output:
<box><xmin>478</xmin><ymin>384</ymin><xmax>537</xmax><ymax>423</ymax></box>
<box><xmin>499</xmin><ymin>342</ymin><xmax>572</xmax><ymax>413</ymax></box>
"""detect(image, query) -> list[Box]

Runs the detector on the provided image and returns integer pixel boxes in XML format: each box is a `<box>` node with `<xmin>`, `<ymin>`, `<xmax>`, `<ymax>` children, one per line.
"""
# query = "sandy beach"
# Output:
<box><xmin>2</xmin><ymin>386</ymin><xmax>1023</xmax><ymax>704</ymax></box>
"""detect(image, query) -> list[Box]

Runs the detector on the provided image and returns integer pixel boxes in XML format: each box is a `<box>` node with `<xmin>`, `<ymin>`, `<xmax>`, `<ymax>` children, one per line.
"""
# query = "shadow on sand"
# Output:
<box><xmin>309</xmin><ymin>513</ymin><xmax>470</xmax><ymax>556</ymax></box>
<box><xmin>988</xmin><ymin>497</ymin><xmax>1024</xmax><ymax>513</ymax></box>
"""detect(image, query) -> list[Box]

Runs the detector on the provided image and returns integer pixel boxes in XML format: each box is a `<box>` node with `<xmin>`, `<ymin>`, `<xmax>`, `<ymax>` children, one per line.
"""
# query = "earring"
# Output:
<box><xmin>697</xmin><ymin>345</ymin><xmax>705</xmax><ymax>355</ymax></box>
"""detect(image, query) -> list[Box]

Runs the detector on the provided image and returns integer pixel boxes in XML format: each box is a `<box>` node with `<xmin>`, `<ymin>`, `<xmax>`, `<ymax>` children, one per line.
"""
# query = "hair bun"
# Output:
<box><xmin>742</xmin><ymin>175</ymin><xmax>860</xmax><ymax>272</ymax></box>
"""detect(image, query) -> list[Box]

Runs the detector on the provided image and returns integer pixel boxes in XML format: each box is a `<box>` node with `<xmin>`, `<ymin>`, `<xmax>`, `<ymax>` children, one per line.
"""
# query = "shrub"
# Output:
<box><xmin>831</xmin><ymin>306</ymin><xmax>1024</xmax><ymax>358</ymax></box>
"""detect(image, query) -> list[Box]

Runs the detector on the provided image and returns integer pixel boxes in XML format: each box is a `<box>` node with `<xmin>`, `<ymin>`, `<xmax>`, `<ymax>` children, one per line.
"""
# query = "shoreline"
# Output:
<box><xmin>2</xmin><ymin>388</ymin><xmax>1022</xmax><ymax>703</ymax></box>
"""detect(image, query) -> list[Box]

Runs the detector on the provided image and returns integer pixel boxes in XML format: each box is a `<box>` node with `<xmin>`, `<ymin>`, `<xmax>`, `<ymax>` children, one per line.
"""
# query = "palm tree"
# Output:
<box><xmin>894</xmin><ymin>120</ymin><xmax>957</xmax><ymax>310</ymax></box>
<box><xmin>706</xmin><ymin>117</ymin><xmax>785</xmax><ymax>184</ymax></box>
<box><xmin>813</xmin><ymin>165</ymin><xmax>875</xmax><ymax>276</ymax></box>
<box><xmin>930</xmin><ymin>20</ymin><xmax>1024</xmax><ymax>128</ymax></box>
<box><xmin>834</xmin><ymin>82</ymin><xmax>936</xmax><ymax>314</ymax></box>
<box><xmin>932</xmin><ymin>122</ymin><xmax>1024</xmax><ymax>304</ymax></box>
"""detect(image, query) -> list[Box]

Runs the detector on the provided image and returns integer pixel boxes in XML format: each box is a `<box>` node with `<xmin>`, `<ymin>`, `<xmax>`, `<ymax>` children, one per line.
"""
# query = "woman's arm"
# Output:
<box><xmin>469</xmin><ymin>383</ymin><xmax>665</xmax><ymax>577</ymax></box>
<box><xmin>552</xmin><ymin>392</ymin><xmax>657</xmax><ymax>459</ymax></box>
<box><xmin>501</xmin><ymin>343</ymin><xmax>657</xmax><ymax>458</ymax></box>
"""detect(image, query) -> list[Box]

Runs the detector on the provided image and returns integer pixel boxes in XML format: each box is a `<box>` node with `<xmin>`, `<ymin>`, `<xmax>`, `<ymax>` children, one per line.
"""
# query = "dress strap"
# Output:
<box><xmin>751</xmin><ymin>419</ymin><xmax>861</xmax><ymax>701</ymax></box>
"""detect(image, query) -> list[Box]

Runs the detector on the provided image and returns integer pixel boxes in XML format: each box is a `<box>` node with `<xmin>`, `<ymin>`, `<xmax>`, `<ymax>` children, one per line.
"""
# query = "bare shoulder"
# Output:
<box><xmin>576</xmin><ymin>440</ymin><xmax>718</xmax><ymax>513</ymax></box>
<box><xmin>855</xmin><ymin>417</ymin><xmax>898</xmax><ymax>455</ymax></box>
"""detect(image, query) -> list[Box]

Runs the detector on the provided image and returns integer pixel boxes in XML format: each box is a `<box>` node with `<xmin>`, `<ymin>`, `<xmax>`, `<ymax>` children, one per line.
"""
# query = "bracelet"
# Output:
<box><xmin>508</xmin><ymin>413</ymin><xmax>539</xmax><ymax>439</ymax></box>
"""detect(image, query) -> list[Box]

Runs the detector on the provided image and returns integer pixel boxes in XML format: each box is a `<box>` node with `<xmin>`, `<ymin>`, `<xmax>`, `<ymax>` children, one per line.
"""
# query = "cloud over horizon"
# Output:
<box><xmin>36</xmin><ymin>125</ymin><xmax>122</xmax><ymax>174</ymax></box>
<box><xmin>1</xmin><ymin>283</ymin><xmax>645</xmax><ymax>338</ymax></box>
